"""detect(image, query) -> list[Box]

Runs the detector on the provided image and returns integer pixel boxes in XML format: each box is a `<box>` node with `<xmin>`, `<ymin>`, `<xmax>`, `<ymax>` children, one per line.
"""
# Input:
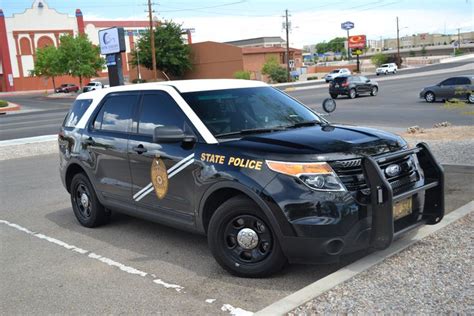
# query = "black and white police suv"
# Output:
<box><xmin>59</xmin><ymin>79</ymin><xmax>444</xmax><ymax>277</ymax></box>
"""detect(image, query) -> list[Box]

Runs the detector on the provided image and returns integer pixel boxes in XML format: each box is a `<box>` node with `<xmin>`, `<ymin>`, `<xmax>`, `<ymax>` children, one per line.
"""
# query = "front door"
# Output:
<box><xmin>128</xmin><ymin>91</ymin><xmax>198</xmax><ymax>224</ymax></box>
<box><xmin>84</xmin><ymin>92</ymin><xmax>139</xmax><ymax>202</ymax></box>
<box><xmin>437</xmin><ymin>78</ymin><xmax>456</xmax><ymax>99</ymax></box>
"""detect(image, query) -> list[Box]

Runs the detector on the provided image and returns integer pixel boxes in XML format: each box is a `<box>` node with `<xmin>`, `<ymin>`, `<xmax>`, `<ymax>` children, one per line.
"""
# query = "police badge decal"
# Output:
<box><xmin>151</xmin><ymin>157</ymin><xmax>169</xmax><ymax>199</ymax></box>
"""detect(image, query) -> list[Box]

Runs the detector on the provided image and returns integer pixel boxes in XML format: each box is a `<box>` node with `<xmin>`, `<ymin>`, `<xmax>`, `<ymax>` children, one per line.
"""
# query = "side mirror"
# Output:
<box><xmin>153</xmin><ymin>126</ymin><xmax>196</xmax><ymax>143</ymax></box>
<box><xmin>322</xmin><ymin>98</ymin><xmax>336</xmax><ymax>113</ymax></box>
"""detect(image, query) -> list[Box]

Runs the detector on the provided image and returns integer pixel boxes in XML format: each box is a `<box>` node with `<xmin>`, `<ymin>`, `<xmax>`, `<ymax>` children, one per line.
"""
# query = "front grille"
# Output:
<box><xmin>330</xmin><ymin>153</ymin><xmax>419</xmax><ymax>193</ymax></box>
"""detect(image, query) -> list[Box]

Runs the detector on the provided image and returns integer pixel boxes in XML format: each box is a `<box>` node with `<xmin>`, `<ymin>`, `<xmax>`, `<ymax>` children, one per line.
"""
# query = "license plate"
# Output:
<box><xmin>335</xmin><ymin>84</ymin><xmax>339</xmax><ymax>88</ymax></box>
<box><xmin>393</xmin><ymin>198</ymin><xmax>412</xmax><ymax>220</ymax></box>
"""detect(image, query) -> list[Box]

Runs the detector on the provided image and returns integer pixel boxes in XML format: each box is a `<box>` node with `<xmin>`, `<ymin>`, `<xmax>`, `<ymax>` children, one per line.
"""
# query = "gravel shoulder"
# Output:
<box><xmin>289</xmin><ymin>210</ymin><xmax>474</xmax><ymax>315</ymax></box>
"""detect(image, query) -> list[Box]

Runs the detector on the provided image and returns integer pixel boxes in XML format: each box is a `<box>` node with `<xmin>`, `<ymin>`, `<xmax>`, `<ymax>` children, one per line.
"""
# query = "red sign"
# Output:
<box><xmin>348</xmin><ymin>35</ymin><xmax>366</xmax><ymax>49</ymax></box>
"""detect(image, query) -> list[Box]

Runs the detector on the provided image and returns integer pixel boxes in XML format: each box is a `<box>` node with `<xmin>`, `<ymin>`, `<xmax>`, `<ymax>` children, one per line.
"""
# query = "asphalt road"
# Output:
<box><xmin>288</xmin><ymin>69</ymin><xmax>474</xmax><ymax>129</ymax></box>
<box><xmin>1</xmin><ymin>66</ymin><xmax>473</xmax><ymax>141</ymax></box>
<box><xmin>1</xmin><ymin>154</ymin><xmax>472</xmax><ymax>314</ymax></box>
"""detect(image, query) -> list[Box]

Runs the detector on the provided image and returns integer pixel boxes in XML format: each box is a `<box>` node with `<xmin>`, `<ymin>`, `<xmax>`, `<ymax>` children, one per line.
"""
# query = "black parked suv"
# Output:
<box><xmin>329</xmin><ymin>75</ymin><xmax>379</xmax><ymax>99</ymax></box>
<box><xmin>59</xmin><ymin>79</ymin><xmax>444</xmax><ymax>277</ymax></box>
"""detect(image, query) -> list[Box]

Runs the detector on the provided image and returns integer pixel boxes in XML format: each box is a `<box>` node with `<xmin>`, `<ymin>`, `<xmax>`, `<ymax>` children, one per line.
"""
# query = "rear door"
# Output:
<box><xmin>351</xmin><ymin>76</ymin><xmax>364</xmax><ymax>93</ymax></box>
<box><xmin>83</xmin><ymin>92</ymin><xmax>139</xmax><ymax>203</ymax></box>
<box><xmin>454</xmin><ymin>77</ymin><xmax>471</xmax><ymax>99</ymax></box>
<box><xmin>128</xmin><ymin>90</ymin><xmax>198</xmax><ymax>224</ymax></box>
<box><xmin>437</xmin><ymin>78</ymin><xmax>457</xmax><ymax>99</ymax></box>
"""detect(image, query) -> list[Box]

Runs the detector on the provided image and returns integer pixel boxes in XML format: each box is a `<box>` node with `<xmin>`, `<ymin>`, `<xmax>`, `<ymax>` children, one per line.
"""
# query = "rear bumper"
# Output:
<box><xmin>279</xmin><ymin>143</ymin><xmax>444</xmax><ymax>263</ymax></box>
<box><xmin>329</xmin><ymin>87</ymin><xmax>349</xmax><ymax>95</ymax></box>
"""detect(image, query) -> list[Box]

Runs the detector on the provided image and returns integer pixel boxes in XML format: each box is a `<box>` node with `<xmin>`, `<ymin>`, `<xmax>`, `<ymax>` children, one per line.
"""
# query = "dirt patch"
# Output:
<box><xmin>401</xmin><ymin>126</ymin><xmax>474</xmax><ymax>141</ymax></box>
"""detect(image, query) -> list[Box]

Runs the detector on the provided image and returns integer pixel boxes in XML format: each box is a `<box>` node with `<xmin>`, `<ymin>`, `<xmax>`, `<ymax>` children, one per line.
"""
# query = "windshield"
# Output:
<box><xmin>87</xmin><ymin>83</ymin><xmax>96</xmax><ymax>86</ymax></box>
<box><xmin>381</xmin><ymin>64</ymin><xmax>388</xmax><ymax>67</ymax></box>
<box><xmin>330</xmin><ymin>70</ymin><xmax>339</xmax><ymax>73</ymax></box>
<box><xmin>182</xmin><ymin>87</ymin><xmax>322</xmax><ymax>137</ymax></box>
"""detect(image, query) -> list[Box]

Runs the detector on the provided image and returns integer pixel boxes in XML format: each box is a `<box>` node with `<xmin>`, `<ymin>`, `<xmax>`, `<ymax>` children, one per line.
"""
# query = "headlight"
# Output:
<box><xmin>265</xmin><ymin>160</ymin><xmax>346</xmax><ymax>192</ymax></box>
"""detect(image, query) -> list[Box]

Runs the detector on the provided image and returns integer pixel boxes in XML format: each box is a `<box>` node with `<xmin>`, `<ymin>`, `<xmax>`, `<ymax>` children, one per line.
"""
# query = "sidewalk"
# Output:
<box><xmin>288</xmin><ymin>208</ymin><xmax>473</xmax><ymax>314</ymax></box>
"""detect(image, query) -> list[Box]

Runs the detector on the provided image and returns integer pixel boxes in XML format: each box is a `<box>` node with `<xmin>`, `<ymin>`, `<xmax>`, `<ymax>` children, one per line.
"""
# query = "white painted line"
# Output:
<box><xmin>206</xmin><ymin>299</ymin><xmax>216</xmax><ymax>304</ymax></box>
<box><xmin>221</xmin><ymin>304</ymin><xmax>254</xmax><ymax>316</ymax></box>
<box><xmin>255</xmin><ymin>200</ymin><xmax>474</xmax><ymax>316</ymax></box>
<box><xmin>0</xmin><ymin>219</ymin><xmax>184</xmax><ymax>293</ymax></box>
<box><xmin>0</xmin><ymin>134</ymin><xmax>57</xmax><ymax>147</ymax></box>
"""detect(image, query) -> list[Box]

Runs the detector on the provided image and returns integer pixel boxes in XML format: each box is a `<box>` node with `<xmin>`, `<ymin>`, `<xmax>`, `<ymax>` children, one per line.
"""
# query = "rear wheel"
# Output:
<box><xmin>70</xmin><ymin>173</ymin><xmax>109</xmax><ymax>228</ymax></box>
<box><xmin>370</xmin><ymin>86</ymin><xmax>378</xmax><ymax>96</ymax></box>
<box><xmin>348</xmin><ymin>88</ymin><xmax>356</xmax><ymax>99</ymax></box>
<box><xmin>330</xmin><ymin>93</ymin><xmax>338</xmax><ymax>99</ymax></box>
<box><xmin>424</xmin><ymin>91</ymin><xmax>436</xmax><ymax>103</ymax></box>
<box><xmin>393</xmin><ymin>69</ymin><xmax>397</xmax><ymax>74</ymax></box>
<box><xmin>207</xmin><ymin>196</ymin><xmax>287</xmax><ymax>277</ymax></box>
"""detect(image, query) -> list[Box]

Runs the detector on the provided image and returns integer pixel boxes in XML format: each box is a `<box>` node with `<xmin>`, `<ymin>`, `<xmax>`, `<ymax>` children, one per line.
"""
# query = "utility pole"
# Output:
<box><xmin>396</xmin><ymin>16</ymin><xmax>400</xmax><ymax>67</ymax></box>
<box><xmin>457</xmin><ymin>28</ymin><xmax>461</xmax><ymax>50</ymax></box>
<box><xmin>284</xmin><ymin>9</ymin><xmax>291</xmax><ymax>82</ymax></box>
<box><xmin>147</xmin><ymin>0</ymin><xmax>157</xmax><ymax>80</ymax></box>
<box><xmin>347</xmin><ymin>29</ymin><xmax>350</xmax><ymax>60</ymax></box>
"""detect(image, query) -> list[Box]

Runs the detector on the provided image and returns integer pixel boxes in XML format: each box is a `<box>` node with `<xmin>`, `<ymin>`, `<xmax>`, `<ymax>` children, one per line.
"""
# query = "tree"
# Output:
<box><xmin>262</xmin><ymin>56</ymin><xmax>287</xmax><ymax>83</ymax></box>
<box><xmin>31</xmin><ymin>45</ymin><xmax>64</xmax><ymax>91</ymax></box>
<box><xmin>315</xmin><ymin>37</ymin><xmax>347</xmax><ymax>54</ymax></box>
<box><xmin>131</xmin><ymin>20</ymin><xmax>191</xmax><ymax>78</ymax></box>
<box><xmin>371</xmin><ymin>52</ymin><xmax>388</xmax><ymax>67</ymax></box>
<box><xmin>59</xmin><ymin>34</ymin><xmax>104</xmax><ymax>87</ymax></box>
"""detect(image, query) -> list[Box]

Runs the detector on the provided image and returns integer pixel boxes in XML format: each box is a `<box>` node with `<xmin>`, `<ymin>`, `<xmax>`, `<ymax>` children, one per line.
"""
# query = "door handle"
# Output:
<box><xmin>132</xmin><ymin>145</ymin><xmax>147</xmax><ymax>154</ymax></box>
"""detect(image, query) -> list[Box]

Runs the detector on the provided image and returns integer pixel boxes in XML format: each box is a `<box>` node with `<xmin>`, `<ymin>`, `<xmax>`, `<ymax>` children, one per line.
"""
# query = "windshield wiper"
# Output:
<box><xmin>285</xmin><ymin>120</ymin><xmax>322</xmax><ymax>128</ymax></box>
<box><xmin>215</xmin><ymin>127</ymin><xmax>286</xmax><ymax>138</ymax></box>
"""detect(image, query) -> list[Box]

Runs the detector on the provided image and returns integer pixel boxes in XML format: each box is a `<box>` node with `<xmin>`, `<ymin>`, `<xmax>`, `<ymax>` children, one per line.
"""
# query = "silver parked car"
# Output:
<box><xmin>419</xmin><ymin>76</ymin><xmax>474</xmax><ymax>103</ymax></box>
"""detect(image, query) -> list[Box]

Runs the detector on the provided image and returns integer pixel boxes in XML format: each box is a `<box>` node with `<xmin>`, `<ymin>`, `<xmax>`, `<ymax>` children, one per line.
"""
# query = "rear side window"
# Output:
<box><xmin>137</xmin><ymin>92</ymin><xmax>187</xmax><ymax>135</ymax></box>
<box><xmin>455</xmin><ymin>77</ymin><xmax>470</xmax><ymax>85</ymax></box>
<box><xmin>440</xmin><ymin>78</ymin><xmax>456</xmax><ymax>86</ymax></box>
<box><xmin>63</xmin><ymin>99</ymin><xmax>92</xmax><ymax>128</ymax></box>
<box><xmin>93</xmin><ymin>94</ymin><xmax>137</xmax><ymax>132</ymax></box>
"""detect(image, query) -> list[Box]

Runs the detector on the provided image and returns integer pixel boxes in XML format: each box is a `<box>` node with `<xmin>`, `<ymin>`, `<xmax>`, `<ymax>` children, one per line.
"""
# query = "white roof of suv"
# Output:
<box><xmin>78</xmin><ymin>79</ymin><xmax>268</xmax><ymax>100</ymax></box>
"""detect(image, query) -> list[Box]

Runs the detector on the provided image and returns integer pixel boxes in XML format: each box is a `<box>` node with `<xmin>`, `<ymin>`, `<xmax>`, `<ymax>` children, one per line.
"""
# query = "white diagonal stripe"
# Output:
<box><xmin>134</xmin><ymin>154</ymin><xmax>195</xmax><ymax>201</ymax></box>
<box><xmin>168</xmin><ymin>159</ymin><xmax>194</xmax><ymax>179</ymax></box>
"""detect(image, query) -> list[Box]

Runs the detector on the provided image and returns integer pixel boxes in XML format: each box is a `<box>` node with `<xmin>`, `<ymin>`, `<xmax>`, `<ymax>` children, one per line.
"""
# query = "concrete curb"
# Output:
<box><xmin>255</xmin><ymin>200</ymin><xmax>474</xmax><ymax>316</ymax></box>
<box><xmin>0</xmin><ymin>102</ymin><xmax>21</xmax><ymax>114</ymax></box>
<box><xmin>0</xmin><ymin>134</ymin><xmax>57</xmax><ymax>147</ymax></box>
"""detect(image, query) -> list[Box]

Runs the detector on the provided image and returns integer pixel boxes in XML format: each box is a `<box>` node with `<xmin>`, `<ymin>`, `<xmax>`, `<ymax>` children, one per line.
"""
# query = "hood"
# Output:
<box><xmin>223</xmin><ymin>124</ymin><xmax>406</xmax><ymax>159</ymax></box>
<box><xmin>422</xmin><ymin>85</ymin><xmax>437</xmax><ymax>91</ymax></box>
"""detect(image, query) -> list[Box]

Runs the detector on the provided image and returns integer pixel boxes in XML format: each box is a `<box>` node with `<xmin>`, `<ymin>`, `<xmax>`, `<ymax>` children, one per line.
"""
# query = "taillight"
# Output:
<box><xmin>341</xmin><ymin>81</ymin><xmax>349</xmax><ymax>87</ymax></box>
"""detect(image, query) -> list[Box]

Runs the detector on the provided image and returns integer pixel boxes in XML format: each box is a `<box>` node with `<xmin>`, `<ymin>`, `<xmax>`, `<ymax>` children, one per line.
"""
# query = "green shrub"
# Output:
<box><xmin>262</xmin><ymin>56</ymin><xmax>288</xmax><ymax>83</ymax></box>
<box><xmin>307</xmin><ymin>76</ymin><xmax>318</xmax><ymax>80</ymax></box>
<box><xmin>370</xmin><ymin>53</ymin><xmax>388</xmax><ymax>67</ymax></box>
<box><xmin>132</xmin><ymin>78</ymin><xmax>147</xmax><ymax>84</ymax></box>
<box><xmin>0</xmin><ymin>100</ymin><xmax>8</xmax><ymax>108</ymax></box>
<box><xmin>233</xmin><ymin>71</ymin><xmax>251</xmax><ymax>80</ymax></box>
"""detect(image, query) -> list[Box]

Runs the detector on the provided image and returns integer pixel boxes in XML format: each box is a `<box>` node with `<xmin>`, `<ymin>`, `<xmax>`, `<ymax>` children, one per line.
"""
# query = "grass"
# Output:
<box><xmin>0</xmin><ymin>100</ymin><xmax>8</xmax><ymax>108</ymax></box>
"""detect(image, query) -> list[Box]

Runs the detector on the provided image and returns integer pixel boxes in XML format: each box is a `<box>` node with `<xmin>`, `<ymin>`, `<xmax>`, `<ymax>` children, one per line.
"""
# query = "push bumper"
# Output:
<box><xmin>280</xmin><ymin>142</ymin><xmax>444</xmax><ymax>263</ymax></box>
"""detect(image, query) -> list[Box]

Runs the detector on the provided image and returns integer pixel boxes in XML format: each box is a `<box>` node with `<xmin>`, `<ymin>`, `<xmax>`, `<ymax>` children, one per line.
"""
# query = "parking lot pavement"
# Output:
<box><xmin>1</xmin><ymin>150</ymin><xmax>473</xmax><ymax>314</ymax></box>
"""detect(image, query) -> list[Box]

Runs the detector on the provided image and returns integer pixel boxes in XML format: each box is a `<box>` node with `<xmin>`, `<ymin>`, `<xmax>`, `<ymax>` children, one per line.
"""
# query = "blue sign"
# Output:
<box><xmin>341</xmin><ymin>21</ymin><xmax>354</xmax><ymax>30</ymax></box>
<box><xmin>106</xmin><ymin>54</ymin><xmax>117</xmax><ymax>66</ymax></box>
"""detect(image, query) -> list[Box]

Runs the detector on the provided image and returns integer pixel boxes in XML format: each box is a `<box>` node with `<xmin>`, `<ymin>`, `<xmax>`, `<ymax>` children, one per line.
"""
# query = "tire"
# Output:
<box><xmin>70</xmin><ymin>173</ymin><xmax>109</xmax><ymax>228</ymax></box>
<box><xmin>64</xmin><ymin>89</ymin><xmax>69</xmax><ymax>93</ymax></box>
<box><xmin>330</xmin><ymin>93</ymin><xmax>338</xmax><ymax>99</ymax></box>
<box><xmin>393</xmin><ymin>69</ymin><xmax>397</xmax><ymax>74</ymax></box>
<box><xmin>207</xmin><ymin>195</ymin><xmax>287</xmax><ymax>277</ymax></box>
<box><xmin>376</xmin><ymin>73</ymin><xmax>380</xmax><ymax>76</ymax></box>
<box><xmin>468</xmin><ymin>94</ymin><xmax>474</xmax><ymax>104</ymax></box>
<box><xmin>424</xmin><ymin>91</ymin><xmax>436</xmax><ymax>103</ymax></box>
<box><xmin>348</xmin><ymin>88</ymin><xmax>356</xmax><ymax>99</ymax></box>
<box><xmin>370</xmin><ymin>86</ymin><xmax>378</xmax><ymax>96</ymax></box>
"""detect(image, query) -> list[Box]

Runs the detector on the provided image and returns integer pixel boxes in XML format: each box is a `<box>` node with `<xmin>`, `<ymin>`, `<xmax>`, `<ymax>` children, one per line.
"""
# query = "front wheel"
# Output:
<box><xmin>330</xmin><ymin>93</ymin><xmax>338</xmax><ymax>99</ymax></box>
<box><xmin>424</xmin><ymin>91</ymin><xmax>436</xmax><ymax>103</ymax></box>
<box><xmin>207</xmin><ymin>196</ymin><xmax>287</xmax><ymax>277</ymax></box>
<box><xmin>348</xmin><ymin>88</ymin><xmax>356</xmax><ymax>99</ymax></box>
<box><xmin>70</xmin><ymin>173</ymin><xmax>109</xmax><ymax>228</ymax></box>
<box><xmin>393</xmin><ymin>69</ymin><xmax>397</xmax><ymax>74</ymax></box>
<box><xmin>468</xmin><ymin>94</ymin><xmax>474</xmax><ymax>104</ymax></box>
<box><xmin>370</xmin><ymin>86</ymin><xmax>378</xmax><ymax>96</ymax></box>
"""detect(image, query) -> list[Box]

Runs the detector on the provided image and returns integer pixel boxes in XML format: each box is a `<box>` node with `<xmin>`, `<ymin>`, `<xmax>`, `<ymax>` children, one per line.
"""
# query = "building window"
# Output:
<box><xmin>37</xmin><ymin>36</ymin><xmax>55</xmax><ymax>49</ymax></box>
<box><xmin>19</xmin><ymin>37</ymin><xmax>32</xmax><ymax>55</ymax></box>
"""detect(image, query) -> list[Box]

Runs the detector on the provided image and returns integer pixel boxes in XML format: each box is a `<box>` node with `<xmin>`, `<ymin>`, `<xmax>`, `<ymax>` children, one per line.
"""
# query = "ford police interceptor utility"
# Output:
<box><xmin>59</xmin><ymin>79</ymin><xmax>444</xmax><ymax>277</ymax></box>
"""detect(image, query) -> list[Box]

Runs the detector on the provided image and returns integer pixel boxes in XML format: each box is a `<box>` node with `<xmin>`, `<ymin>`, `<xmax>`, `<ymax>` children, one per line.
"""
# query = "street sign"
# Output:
<box><xmin>341</xmin><ymin>21</ymin><xmax>354</xmax><ymax>30</ymax></box>
<box><xmin>353</xmin><ymin>49</ymin><xmax>363</xmax><ymax>56</ymax></box>
<box><xmin>348</xmin><ymin>35</ymin><xmax>366</xmax><ymax>49</ymax></box>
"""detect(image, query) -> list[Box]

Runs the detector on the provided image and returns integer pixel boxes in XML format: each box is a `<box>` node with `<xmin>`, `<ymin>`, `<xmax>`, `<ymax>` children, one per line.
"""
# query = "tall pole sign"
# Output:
<box><xmin>341</xmin><ymin>21</ymin><xmax>354</xmax><ymax>61</ymax></box>
<box><xmin>98</xmin><ymin>27</ymin><xmax>126</xmax><ymax>86</ymax></box>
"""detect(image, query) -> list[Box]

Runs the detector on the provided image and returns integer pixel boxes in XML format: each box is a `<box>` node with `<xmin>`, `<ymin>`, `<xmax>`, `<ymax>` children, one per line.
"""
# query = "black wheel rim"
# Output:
<box><xmin>74</xmin><ymin>182</ymin><xmax>92</xmax><ymax>218</ymax></box>
<box><xmin>222</xmin><ymin>215</ymin><xmax>273</xmax><ymax>264</ymax></box>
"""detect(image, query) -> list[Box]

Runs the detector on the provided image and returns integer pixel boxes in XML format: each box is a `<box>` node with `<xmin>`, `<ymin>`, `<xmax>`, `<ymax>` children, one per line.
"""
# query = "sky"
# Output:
<box><xmin>1</xmin><ymin>0</ymin><xmax>473</xmax><ymax>48</ymax></box>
